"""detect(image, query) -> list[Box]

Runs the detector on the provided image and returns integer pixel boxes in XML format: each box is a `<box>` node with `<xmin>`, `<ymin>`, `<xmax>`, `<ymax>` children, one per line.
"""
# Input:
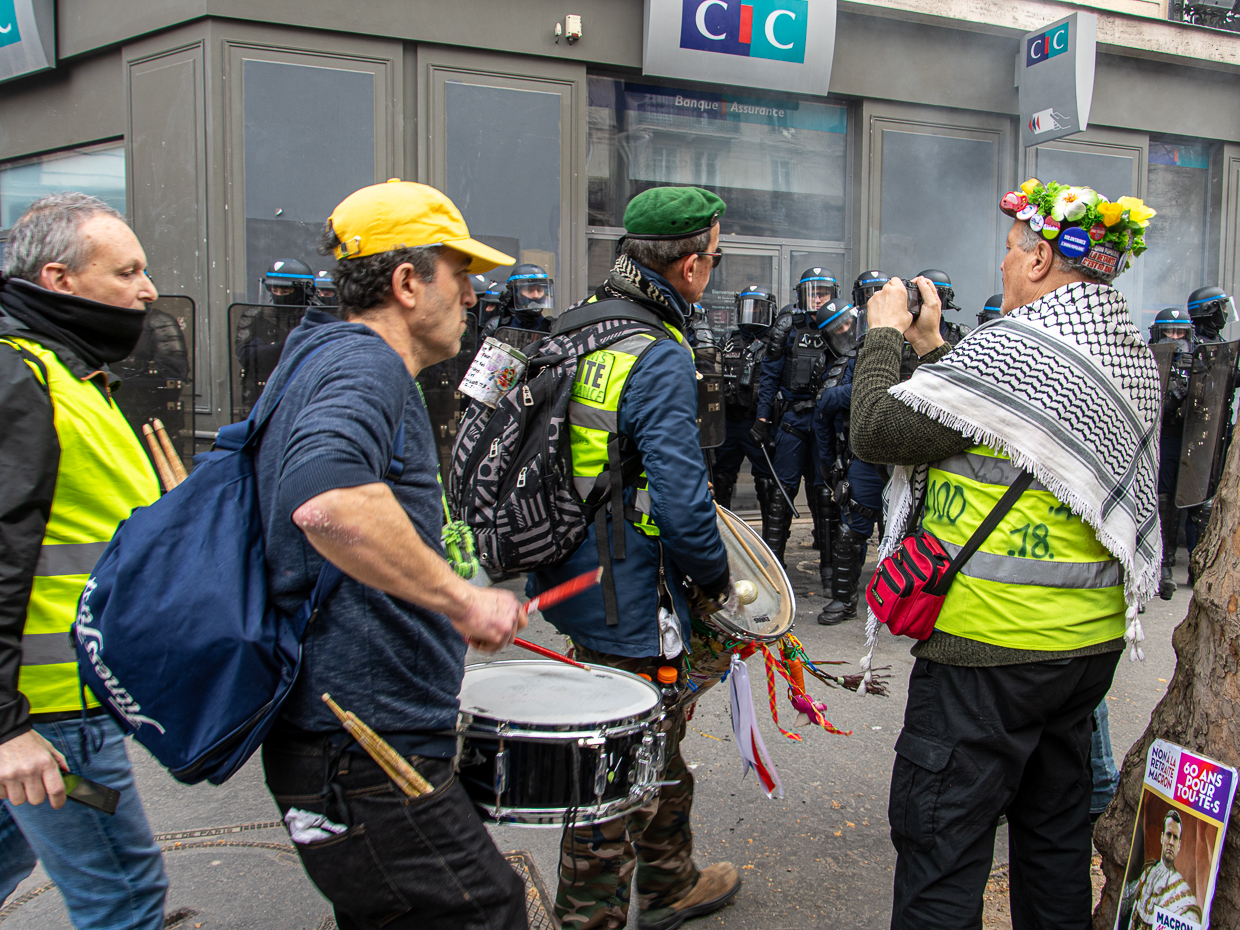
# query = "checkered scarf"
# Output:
<box><xmin>860</xmin><ymin>282</ymin><xmax>1162</xmax><ymax>689</ymax></box>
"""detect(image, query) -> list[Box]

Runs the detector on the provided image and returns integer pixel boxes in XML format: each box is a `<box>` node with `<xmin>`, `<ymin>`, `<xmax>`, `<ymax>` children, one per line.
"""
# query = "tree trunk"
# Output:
<box><xmin>1093</xmin><ymin>435</ymin><xmax>1240</xmax><ymax>928</ymax></box>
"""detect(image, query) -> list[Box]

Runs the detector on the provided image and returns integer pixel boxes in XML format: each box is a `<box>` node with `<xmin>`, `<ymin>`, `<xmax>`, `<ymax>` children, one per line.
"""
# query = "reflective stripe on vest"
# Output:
<box><xmin>922</xmin><ymin>444</ymin><xmax>1126</xmax><ymax>652</ymax></box>
<box><xmin>568</xmin><ymin>325</ymin><xmax>690</xmax><ymax>537</ymax></box>
<box><xmin>1</xmin><ymin>337</ymin><xmax>159</xmax><ymax>713</ymax></box>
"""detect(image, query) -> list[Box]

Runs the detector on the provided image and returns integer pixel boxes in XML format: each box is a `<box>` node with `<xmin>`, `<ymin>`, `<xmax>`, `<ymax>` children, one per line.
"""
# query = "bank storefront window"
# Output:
<box><xmin>0</xmin><ymin>142</ymin><xmax>126</xmax><ymax>231</ymax></box>
<box><xmin>444</xmin><ymin>81</ymin><xmax>561</xmax><ymax>306</ymax></box>
<box><xmin>242</xmin><ymin>59</ymin><xmax>376</xmax><ymax>303</ymax></box>
<box><xmin>1141</xmin><ymin>139</ymin><xmax>1217</xmax><ymax>332</ymax></box>
<box><xmin>587</xmin><ymin>77</ymin><xmax>847</xmax><ymax>242</ymax></box>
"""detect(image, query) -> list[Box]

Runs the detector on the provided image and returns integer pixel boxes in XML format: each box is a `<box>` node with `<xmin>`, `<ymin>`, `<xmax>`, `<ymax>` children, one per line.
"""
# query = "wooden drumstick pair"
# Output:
<box><xmin>716</xmin><ymin>504</ymin><xmax>779</xmax><ymax>590</ymax></box>
<box><xmin>322</xmin><ymin>693</ymin><xmax>433</xmax><ymax>798</ymax></box>
<box><xmin>141</xmin><ymin>418</ymin><xmax>188</xmax><ymax>491</ymax></box>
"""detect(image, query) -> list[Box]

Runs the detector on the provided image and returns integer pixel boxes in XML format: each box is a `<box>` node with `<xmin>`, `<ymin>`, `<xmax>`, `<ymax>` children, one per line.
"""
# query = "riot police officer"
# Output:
<box><xmin>312</xmin><ymin>270</ymin><xmax>338</xmax><ymax>308</ymax></box>
<box><xmin>1151</xmin><ymin>306</ymin><xmax>1197</xmax><ymax>599</ymax></box>
<box><xmin>1187</xmin><ymin>285</ymin><xmax>1232</xmax><ymax>343</ymax></box>
<box><xmin>263</xmin><ymin>258</ymin><xmax>315</xmax><ymax>306</ymax></box>
<box><xmin>713</xmin><ymin>286</ymin><xmax>775</xmax><ymax>512</ymax></box>
<box><xmin>813</xmin><ymin>277</ymin><xmax>889</xmax><ymax>624</ymax></box>
<box><xmin>979</xmin><ymin>293</ymin><xmax>1003</xmax><ymax>326</ymax></box>
<box><xmin>483</xmin><ymin>263</ymin><xmax>555</xmax><ymax>341</ymax></box>
<box><xmin>751</xmin><ymin>268</ymin><xmax>838</xmax><ymax>564</ymax></box>
<box><xmin>901</xmin><ymin>269</ymin><xmax>971</xmax><ymax>379</ymax></box>
<box><xmin>235</xmin><ymin>258</ymin><xmax>316</xmax><ymax>413</ymax></box>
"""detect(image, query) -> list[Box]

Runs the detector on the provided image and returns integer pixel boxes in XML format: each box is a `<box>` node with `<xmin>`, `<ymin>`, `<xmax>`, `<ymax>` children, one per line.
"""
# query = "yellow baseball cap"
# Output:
<box><xmin>327</xmin><ymin>179</ymin><xmax>515</xmax><ymax>273</ymax></box>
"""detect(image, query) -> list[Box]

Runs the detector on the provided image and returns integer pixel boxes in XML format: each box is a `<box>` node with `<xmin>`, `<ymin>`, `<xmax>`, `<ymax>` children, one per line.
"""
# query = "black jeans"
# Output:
<box><xmin>262</xmin><ymin>735</ymin><xmax>527</xmax><ymax>930</ymax></box>
<box><xmin>888</xmin><ymin>652</ymin><xmax>1120</xmax><ymax>930</ymax></box>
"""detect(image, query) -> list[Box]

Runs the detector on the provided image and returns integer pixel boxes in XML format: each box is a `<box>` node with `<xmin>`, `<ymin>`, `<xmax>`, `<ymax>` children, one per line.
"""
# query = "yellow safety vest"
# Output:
<box><xmin>0</xmin><ymin>337</ymin><xmax>159</xmax><ymax>714</ymax></box>
<box><xmin>922</xmin><ymin>445</ymin><xmax>1126</xmax><ymax>651</ymax></box>
<box><xmin>568</xmin><ymin>321</ymin><xmax>691</xmax><ymax>537</ymax></box>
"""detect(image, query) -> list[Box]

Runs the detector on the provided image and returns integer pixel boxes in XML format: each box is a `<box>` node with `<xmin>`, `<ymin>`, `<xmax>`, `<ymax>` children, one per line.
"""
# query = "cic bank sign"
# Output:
<box><xmin>644</xmin><ymin>0</ymin><xmax>837</xmax><ymax>96</ymax></box>
<box><xmin>0</xmin><ymin>0</ymin><xmax>54</xmax><ymax>85</ymax></box>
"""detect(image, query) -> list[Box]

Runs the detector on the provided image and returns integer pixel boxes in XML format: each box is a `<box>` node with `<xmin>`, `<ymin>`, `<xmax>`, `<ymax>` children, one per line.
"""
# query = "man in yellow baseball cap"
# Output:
<box><xmin>256</xmin><ymin>181</ymin><xmax>526</xmax><ymax>929</ymax></box>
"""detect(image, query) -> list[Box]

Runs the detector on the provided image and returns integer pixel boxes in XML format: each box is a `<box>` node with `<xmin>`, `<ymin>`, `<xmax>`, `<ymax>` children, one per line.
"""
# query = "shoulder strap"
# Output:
<box><xmin>0</xmin><ymin>339</ymin><xmax>50</xmax><ymax>392</ymax></box>
<box><xmin>554</xmin><ymin>298</ymin><xmax>669</xmax><ymax>335</ymax></box>
<box><xmin>929</xmin><ymin>470</ymin><xmax>1035</xmax><ymax>595</ymax></box>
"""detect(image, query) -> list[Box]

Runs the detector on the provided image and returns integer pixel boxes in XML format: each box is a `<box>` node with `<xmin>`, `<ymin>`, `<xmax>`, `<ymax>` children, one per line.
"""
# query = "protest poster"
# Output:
<box><xmin>1114</xmin><ymin>739</ymin><xmax>1237</xmax><ymax>930</ymax></box>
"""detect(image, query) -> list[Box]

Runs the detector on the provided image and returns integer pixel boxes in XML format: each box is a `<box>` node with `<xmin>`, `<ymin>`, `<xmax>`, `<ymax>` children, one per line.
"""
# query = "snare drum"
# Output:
<box><xmin>457</xmin><ymin>660</ymin><xmax>665</xmax><ymax>827</ymax></box>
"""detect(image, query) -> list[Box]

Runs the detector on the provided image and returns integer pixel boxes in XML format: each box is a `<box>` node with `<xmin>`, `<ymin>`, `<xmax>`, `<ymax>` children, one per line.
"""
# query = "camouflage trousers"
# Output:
<box><xmin>555</xmin><ymin>644</ymin><xmax>700</xmax><ymax>930</ymax></box>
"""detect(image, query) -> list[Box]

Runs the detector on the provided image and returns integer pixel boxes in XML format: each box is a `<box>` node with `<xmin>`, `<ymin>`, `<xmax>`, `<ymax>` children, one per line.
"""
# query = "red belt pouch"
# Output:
<box><xmin>865</xmin><ymin>471</ymin><xmax>1034</xmax><ymax>641</ymax></box>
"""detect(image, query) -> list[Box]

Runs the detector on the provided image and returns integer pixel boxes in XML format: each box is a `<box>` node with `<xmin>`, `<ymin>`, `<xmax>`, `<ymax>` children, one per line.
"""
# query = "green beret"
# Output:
<box><xmin>623</xmin><ymin>187</ymin><xmax>726</xmax><ymax>240</ymax></box>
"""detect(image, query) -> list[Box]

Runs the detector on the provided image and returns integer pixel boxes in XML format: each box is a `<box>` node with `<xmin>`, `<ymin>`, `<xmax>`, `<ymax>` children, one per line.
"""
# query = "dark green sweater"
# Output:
<box><xmin>850</xmin><ymin>327</ymin><xmax>1123</xmax><ymax>667</ymax></box>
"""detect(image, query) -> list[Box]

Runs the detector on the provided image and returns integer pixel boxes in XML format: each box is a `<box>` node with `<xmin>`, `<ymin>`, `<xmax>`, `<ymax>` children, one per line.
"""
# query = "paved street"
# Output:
<box><xmin>1</xmin><ymin>526</ymin><xmax>1188</xmax><ymax>929</ymax></box>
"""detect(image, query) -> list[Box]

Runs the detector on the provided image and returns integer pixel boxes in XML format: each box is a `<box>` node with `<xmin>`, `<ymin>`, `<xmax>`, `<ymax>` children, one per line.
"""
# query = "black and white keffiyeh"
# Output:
<box><xmin>859</xmin><ymin>282</ymin><xmax>1162</xmax><ymax>688</ymax></box>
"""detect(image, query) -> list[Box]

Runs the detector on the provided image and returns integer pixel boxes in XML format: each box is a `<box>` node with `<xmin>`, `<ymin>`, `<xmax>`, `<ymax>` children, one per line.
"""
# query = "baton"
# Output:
<box><xmin>759</xmin><ymin>443</ymin><xmax>800</xmax><ymax>518</ymax></box>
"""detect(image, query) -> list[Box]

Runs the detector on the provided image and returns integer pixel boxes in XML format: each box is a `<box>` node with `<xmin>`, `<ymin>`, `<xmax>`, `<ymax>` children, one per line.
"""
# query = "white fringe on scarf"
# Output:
<box><xmin>858</xmin><ymin>283</ymin><xmax>1162</xmax><ymax>693</ymax></box>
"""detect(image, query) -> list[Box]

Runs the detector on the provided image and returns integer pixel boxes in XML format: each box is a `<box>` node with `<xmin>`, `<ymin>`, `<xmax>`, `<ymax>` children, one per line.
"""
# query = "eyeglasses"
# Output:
<box><xmin>681</xmin><ymin>249</ymin><xmax>723</xmax><ymax>269</ymax></box>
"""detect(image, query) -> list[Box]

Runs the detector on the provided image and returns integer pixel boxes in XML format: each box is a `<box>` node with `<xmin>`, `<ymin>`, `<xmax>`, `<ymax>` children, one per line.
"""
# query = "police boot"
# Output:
<box><xmin>1158</xmin><ymin>493</ymin><xmax>1177</xmax><ymax>600</ymax></box>
<box><xmin>818</xmin><ymin>525</ymin><xmax>860</xmax><ymax>625</ymax></box>
<box><xmin>713</xmin><ymin>472</ymin><xmax>737</xmax><ymax>510</ymax></box>
<box><xmin>806</xmin><ymin>488</ymin><xmax>821</xmax><ymax>550</ymax></box>
<box><xmin>762</xmin><ymin>484</ymin><xmax>794</xmax><ymax>567</ymax></box>
<box><xmin>816</xmin><ymin>487</ymin><xmax>836</xmax><ymax>593</ymax></box>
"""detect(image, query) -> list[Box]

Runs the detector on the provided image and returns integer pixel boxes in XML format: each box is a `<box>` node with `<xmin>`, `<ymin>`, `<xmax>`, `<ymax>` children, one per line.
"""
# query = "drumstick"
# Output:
<box><xmin>321</xmin><ymin>694</ymin><xmax>433</xmax><ymax>797</ymax></box>
<box><xmin>152</xmin><ymin>418</ymin><xmax>188</xmax><ymax>484</ymax></box>
<box><xmin>142</xmin><ymin>423</ymin><xmax>178</xmax><ymax>492</ymax></box>
<box><xmin>716</xmin><ymin>505</ymin><xmax>779</xmax><ymax>590</ymax></box>
<box><xmin>521</xmin><ymin>567</ymin><xmax>604</xmax><ymax>614</ymax></box>
<box><xmin>512</xmin><ymin>637</ymin><xmax>591</xmax><ymax>671</ymax></box>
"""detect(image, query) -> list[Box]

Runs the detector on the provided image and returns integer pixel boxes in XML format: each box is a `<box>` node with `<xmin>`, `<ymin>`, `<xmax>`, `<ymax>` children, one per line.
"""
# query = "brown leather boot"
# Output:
<box><xmin>637</xmin><ymin>862</ymin><xmax>742</xmax><ymax>930</ymax></box>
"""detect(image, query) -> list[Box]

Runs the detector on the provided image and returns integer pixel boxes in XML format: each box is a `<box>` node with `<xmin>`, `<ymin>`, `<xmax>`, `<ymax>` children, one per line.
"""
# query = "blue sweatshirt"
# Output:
<box><xmin>255</xmin><ymin>309</ymin><xmax>462</xmax><ymax>757</ymax></box>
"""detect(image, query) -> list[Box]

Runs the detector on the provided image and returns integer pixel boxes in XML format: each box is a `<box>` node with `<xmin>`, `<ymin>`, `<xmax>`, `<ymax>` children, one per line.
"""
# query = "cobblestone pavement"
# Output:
<box><xmin>1</xmin><ymin>521</ymin><xmax>1186</xmax><ymax>929</ymax></box>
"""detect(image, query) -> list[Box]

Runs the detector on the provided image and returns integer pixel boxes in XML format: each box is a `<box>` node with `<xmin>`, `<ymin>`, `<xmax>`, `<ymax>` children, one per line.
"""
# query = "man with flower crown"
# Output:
<box><xmin>849</xmin><ymin>179</ymin><xmax>1161</xmax><ymax>928</ymax></box>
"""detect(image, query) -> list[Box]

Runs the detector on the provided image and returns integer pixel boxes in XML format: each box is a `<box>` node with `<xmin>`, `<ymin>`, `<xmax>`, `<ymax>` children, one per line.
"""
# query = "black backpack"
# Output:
<box><xmin>448</xmin><ymin>300</ymin><xmax>669</xmax><ymax>615</ymax></box>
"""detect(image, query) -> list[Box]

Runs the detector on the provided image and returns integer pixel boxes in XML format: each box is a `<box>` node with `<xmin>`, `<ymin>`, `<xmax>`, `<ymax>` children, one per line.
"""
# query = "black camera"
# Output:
<box><xmin>906</xmin><ymin>283</ymin><xmax>922</xmax><ymax>319</ymax></box>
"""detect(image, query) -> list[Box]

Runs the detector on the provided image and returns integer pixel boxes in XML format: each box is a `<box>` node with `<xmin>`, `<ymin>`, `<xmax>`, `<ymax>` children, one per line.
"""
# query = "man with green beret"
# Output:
<box><xmin>529</xmin><ymin>186</ymin><xmax>742</xmax><ymax>930</ymax></box>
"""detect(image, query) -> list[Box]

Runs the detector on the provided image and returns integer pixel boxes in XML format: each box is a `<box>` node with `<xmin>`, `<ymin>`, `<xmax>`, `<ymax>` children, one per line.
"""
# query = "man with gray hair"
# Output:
<box><xmin>0</xmin><ymin>193</ymin><xmax>169</xmax><ymax>927</ymax></box>
<box><xmin>850</xmin><ymin>179</ymin><xmax>1161</xmax><ymax>927</ymax></box>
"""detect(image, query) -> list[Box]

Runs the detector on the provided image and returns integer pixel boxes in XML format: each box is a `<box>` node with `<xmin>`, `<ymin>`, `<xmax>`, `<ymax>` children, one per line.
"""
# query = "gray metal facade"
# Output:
<box><xmin>0</xmin><ymin>1</ymin><xmax>1238</xmax><ymax>428</ymax></box>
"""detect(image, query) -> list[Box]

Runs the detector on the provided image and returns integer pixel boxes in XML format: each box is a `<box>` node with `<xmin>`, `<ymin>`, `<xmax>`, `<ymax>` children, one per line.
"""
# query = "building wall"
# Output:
<box><xmin>1</xmin><ymin>1</ymin><xmax>1238</xmax><ymax>425</ymax></box>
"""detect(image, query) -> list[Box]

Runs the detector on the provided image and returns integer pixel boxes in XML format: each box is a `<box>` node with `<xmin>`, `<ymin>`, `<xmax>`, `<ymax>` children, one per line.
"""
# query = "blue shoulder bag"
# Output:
<box><xmin>74</xmin><ymin>341</ymin><xmax>404</xmax><ymax>785</ymax></box>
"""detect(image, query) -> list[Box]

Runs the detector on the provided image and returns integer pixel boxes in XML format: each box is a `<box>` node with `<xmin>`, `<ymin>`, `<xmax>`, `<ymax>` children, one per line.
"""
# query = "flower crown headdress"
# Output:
<box><xmin>999</xmin><ymin>179</ymin><xmax>1155</xmax><ymax>280</ymax></box>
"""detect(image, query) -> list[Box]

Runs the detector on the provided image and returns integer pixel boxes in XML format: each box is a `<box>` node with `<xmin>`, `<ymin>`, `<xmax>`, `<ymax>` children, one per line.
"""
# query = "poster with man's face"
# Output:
<box><xmin>1115</xmin><ymin>740</ymin><xmax>1236</xmax><ymax>930</ymax></box>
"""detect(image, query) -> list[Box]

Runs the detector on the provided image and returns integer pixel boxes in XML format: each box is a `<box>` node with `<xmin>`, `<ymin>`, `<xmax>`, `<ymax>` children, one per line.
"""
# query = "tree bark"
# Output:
<box><xmin>1093</xmin><ymin>435</ymin><xmax>1240</xmax><ymax>929</ymax></box>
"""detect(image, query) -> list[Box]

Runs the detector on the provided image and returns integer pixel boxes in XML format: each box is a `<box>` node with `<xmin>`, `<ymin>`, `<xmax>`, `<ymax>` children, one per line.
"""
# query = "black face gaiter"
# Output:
<box><xmin>0</xmin><ymin>277</ymin><xmax>148</xmax><ymax>370</ymax></box>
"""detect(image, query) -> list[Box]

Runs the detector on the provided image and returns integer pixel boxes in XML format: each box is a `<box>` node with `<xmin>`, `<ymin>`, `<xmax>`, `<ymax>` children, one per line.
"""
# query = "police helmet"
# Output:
<box><xmin>506</xmin><ymin>264</ymin><xmax>554</xmax><ymax>317</ymax></box>
<box><xmin>815</xmin><ymin>298</ymin><xmax>860</xmax><ymax>357</ymax></box>
<box><xmin>1150</xmin><ymin>306</ymin><xmax>1194</xmax><ymax>347</ymax></box>
<box><xmin>264</xmin><ymin>259</ymin><xmax>314</xmax><ymax>306</ymax></box>
<box><xmin>1186</xmin><ymin>285</ymin><xmax>1232</xmax><ymax>337</ymax></box>
<box><xmin>978</xmin><ymin>293</ymin><xmax>1004</xmax><ymax>326</ymax></box>
<box><xmin>796</xmin><ymin>267</ymin><xmax>838</xmax><ymax>312</ymax></box>
<box><xmin>479</xmin><ymin>280</ymin><xmax>504</xmax><ymax>316</ymax></box>
<box><xmin>470</xmin><ymin>274</ymin><xmax>489</xmax><ymax>298</ymax></box>
<box><xmin>313</xmin><ymin>270</ymin><xmax>338</xmax><ymax>307</ymax></box>
<box><xmin>915</xmin><ymin>269</ymin><xmax>959</xmax><ymax>311</ymax></box>
<box><xmin>852</xmin><ymin>270</ymin><xmax>892</xmax><ymax>311</ymax></box>
<box><xmin>735</xmin><ymin>285</ymin><xmax>776</xmax><ymax>334</ymax></box>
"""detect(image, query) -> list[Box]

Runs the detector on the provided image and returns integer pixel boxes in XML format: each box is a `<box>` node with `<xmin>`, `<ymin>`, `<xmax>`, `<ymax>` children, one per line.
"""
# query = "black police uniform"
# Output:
<box><xmin>712</xmin><ymin>303</ymin><xmax>773</xmax><ymax>511</ymax></box>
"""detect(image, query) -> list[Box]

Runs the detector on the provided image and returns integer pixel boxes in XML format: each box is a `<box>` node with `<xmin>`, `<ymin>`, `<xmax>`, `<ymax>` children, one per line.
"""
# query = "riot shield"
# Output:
<box><xmin>229</xmin><ymin>302</ymin><xmax>309</xmax><ymax>421</ymax></box>
<box><xmin>113</xmin><ymin>296</ymin><xmax>195</xmax><ymax>474</ymax></box>
<box><xmin>419</xmin><ymin>312</ymin><xmax>479</xmax><ymax>475</ymax></box>
<box><xmin>1150</xmin><ymin>342</ymin><xmax>1175</xmax><ymax>404</ymax></box>
<box><xmin>492</xmin><ymin>325</ymin><xmax>548</xmax><ymax>354</ymax></box>
<box><xmin>697</xmin><ymin>373</ymin><xmax>725</xmax><ymax>449</ymax></box>
<box><xmin>1176</xmin><ymin>340</ymin><xmax>1240</xmax><ymax>508</ymax></box>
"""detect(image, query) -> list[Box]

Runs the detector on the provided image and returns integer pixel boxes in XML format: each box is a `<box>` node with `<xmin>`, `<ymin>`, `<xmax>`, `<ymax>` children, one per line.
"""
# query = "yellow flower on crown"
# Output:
<box><xmin>1020</xmin><ymin>178</ymin><xmax>1042</xmax><ymax>198</ymax></box>
<box><xmin>1117</xmin><ymin>196</ymin><xmax>1156</xmax><ymax>227</ymax></box>
<box><xmin>1098</xmin><ymin>200</ymin><xmax>1126</xmax><ymax>227</ymax></box>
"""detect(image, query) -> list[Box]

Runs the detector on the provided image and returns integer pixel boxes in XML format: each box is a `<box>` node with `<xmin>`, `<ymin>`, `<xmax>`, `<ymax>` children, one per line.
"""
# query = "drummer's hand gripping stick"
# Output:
<box><xmin>321</xmin><ymin>694</ymin><xmax>433</xmax><ymax>797</ymax></box>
